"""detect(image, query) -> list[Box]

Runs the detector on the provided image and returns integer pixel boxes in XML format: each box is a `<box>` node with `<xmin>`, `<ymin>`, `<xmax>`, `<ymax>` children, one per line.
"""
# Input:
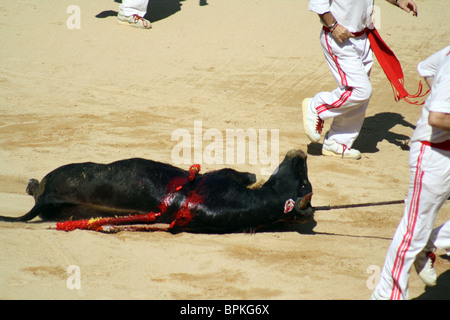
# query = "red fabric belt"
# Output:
<box><xmin>322</xmin><ymin>26</ymin><xmax>368</xmax><ymax>37</ymax></box>
<box><xmin>322</xmin><ymin>26</ymin><xmax>429</xmax><ymax>105</ymax></box>
<box><xmin>421</xmin><ymin>140</ymin><xmax>450</xmax><ymax>151</ymax></box>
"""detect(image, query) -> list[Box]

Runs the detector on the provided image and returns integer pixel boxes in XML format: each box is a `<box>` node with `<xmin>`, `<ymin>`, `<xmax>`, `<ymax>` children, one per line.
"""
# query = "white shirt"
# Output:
<box><xmin>411</xmin><ymin>46</ymin><xmax>450</xmax><ymax>144</ymax></box>
<box><xmin>308</xmin><ymin>0</ymin><xmax>375</xmax><ymax>33</ymax></box>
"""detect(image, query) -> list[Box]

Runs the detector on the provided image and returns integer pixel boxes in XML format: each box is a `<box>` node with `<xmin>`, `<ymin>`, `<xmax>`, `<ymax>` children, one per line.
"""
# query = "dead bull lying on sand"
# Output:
<box><xmin>0</xmin><ymin>150</ymin><xmax>314</xmax><ymax>233</ymax></box>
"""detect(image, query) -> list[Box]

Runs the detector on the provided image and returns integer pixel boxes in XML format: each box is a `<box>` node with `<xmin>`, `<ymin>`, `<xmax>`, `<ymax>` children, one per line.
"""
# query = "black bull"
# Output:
<box><xmin>0</xmin><ymin>150</ymin><xmax>314</xmax><ymax>233</ymax></box>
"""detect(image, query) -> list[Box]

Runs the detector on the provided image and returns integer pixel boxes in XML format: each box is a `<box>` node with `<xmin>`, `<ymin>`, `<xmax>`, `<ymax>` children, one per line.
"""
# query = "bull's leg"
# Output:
<box><xmin>40</xmin><ymin>200</ymin><xmax>153</xmax><ymax>221</ymax></box>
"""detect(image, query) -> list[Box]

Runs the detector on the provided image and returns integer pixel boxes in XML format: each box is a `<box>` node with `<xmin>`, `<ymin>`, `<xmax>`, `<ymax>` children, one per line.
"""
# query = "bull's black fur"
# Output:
<box><xmin>0</xmin><ymin>149</ymin><xmax>314</xmax><ymax>233</ymax></box>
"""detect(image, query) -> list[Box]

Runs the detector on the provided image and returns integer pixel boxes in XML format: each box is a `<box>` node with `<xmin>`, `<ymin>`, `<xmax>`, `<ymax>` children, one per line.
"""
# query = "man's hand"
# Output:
<box><xmin>318</xmin><ymin>12</ymin><xmax>355</xmax><ymax>44</ymax></box>
<box><xmin>396</xmin><ymin>0</ymin><xmax>418</xmax><ymax>16</ymax></box>
<box><xmin>332</xmin><ymin>24</ymin><xmax>355</xmax><ymax>44</ymax></box>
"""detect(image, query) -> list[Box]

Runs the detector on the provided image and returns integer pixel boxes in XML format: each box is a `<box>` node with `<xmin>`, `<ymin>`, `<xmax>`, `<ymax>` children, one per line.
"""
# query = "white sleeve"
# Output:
<box><xmin>308</xmin><ymin>0</ymin><xmax>332</xmax><ymax>14</ymax></box>
<box><xmin>428</xmin><ymin>53</ymin><xmax>450</xmax><ymax>114</ymax></box>
<box><xmin>417</xmin><ymin>45</ymin><xmax>450</xmax><ymax>79</ymax></box>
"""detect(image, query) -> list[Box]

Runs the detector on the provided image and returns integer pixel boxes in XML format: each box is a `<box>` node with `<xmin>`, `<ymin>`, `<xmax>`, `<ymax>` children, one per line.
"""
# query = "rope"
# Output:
<box><xmin>313</xmin><ymin>199</ymin><xmax>405</xmax><ymax>212</ymax></box>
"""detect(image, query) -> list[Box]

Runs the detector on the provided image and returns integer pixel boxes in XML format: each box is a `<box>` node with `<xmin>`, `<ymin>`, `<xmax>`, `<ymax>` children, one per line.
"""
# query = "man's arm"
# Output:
<box><xmin>429</xmin><ymin>112</ymin><xmax>450</xmax><ymax>131</ymax></box>
<box><xmin>417</xmin><ymin>46</ymin><xmax>450</xmax><ymax>89</ymax></box>
<box><xmin>319</xmin><ymin>0</ymin><xmax>418</xmax><ymax>44</ymax></box>
<box><xmin>424</xmin><ymin>77</ymin><xmax>433</xmax><ymax>90</ymax></box>
<box><xmin>386</xmin><ymin>0</ymin><xmax>418</xmax><ymax>16</ymax></box>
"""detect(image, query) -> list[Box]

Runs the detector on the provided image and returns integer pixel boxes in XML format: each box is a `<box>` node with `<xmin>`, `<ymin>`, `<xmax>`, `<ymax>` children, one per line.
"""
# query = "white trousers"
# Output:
<box><xmin>119</xmin><ymin>0</ymin><xmax>149</xmax><ymax>17</ymax></box>
<box><xmin>374</xmin><ymin>141</ymin><xmax>450</xmax><ymax>300</ymax></box>
<box><xmin>312</xmin><ymin>30</ymin><xmax>374</xmax><ymax>148</ymax></box>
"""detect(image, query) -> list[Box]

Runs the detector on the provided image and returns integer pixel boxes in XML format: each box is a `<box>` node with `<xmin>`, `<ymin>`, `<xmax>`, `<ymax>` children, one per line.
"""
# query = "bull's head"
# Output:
<box><xmin>267</xmin><ymin>149</ymin><xmax>315</xmax><ymax>224</ymax></box>
<box><xmin>292</xmin><ymin>151</ymin><xmax>314</xmax><ymax>222</ymax></box>
<box><xmin>282</xmin><ymin>150</ymin><xmax>315</xmax><ymax>223</ymax></box>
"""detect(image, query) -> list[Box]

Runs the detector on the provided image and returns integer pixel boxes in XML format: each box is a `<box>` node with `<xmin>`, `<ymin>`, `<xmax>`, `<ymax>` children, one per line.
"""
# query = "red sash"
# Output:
<box><xmin>421</xmin><ymin>140</ymin><xmax>450</xmax><ymax>151</ymax></box>
<box><xmin>323</xmin><ymin>26</ymin><xmax>429</xmax><ymax>105</ymax></box>
<box><xmin>367</xmin><ymin>28</ymin><xmax>429</xmax><ymax>105</ymax></box>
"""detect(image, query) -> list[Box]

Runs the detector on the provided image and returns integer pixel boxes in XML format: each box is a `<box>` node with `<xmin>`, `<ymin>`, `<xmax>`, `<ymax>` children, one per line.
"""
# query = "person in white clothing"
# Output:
<box><xmin>118</xmin><ymin>0</ymin><xmax>151</xmax><ymax>29</ymax></box>
<box><xmin>303</xmin><ymin>0</ymin><xmax>418</xmax><ymax>159</ymax></box>
<box><xmin>371</xmin><ymin>45</ymin><xmax>450</xmax><ymax>300</ymax></box>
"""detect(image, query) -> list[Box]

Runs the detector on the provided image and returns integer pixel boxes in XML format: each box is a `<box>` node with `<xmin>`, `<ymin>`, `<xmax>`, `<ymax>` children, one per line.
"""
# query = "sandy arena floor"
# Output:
<box><xmin>0</xmin><ymin>0</ymin><xmax>449</xmax><ymax>300</ymax></box>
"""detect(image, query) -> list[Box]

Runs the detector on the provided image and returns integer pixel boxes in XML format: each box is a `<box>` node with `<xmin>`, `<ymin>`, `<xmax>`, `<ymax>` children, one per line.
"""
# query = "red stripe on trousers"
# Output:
<box><xmin>317</xmin><ymin>88</ymin><xmax>353</xmax><ymax>114</ymax></box>
<box><xmin>390</xmin><ymin>143</ymin><xmax>426</xmax><ymax>300</ymax></box>
<box><xmin>325</xmin><ymin>30</ymin><xmax>348</xmax><ymax>86</ymax></box>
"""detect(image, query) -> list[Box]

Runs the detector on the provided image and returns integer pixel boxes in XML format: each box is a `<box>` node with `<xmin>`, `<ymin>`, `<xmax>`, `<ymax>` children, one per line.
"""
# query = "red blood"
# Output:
<box><xmin>171</xmin><ymin>191</ymin><xmax>204</xmax><ymax>227</ymax></box>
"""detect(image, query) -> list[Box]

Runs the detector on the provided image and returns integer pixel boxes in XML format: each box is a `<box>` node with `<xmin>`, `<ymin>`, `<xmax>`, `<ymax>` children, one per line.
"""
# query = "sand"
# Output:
<box><xmin>0</xmin><ymin>0</ymin><xmax>449</xmax><ymax>300</ymax></box>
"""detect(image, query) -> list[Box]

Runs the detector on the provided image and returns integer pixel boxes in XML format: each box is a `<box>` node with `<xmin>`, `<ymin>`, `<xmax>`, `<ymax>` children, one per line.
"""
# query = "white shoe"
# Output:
<box><xmin>414</xmin><ymin>250</ymin><xmax>437</xmax><ymax>287</ymax></box>
<box><xmin>302</xmin><ymin>98</ymin><xmax>323</xmax><ymax>143</ymax></box>
<box><xmin>118</xmin><ymin>12</ymin><xmax>152</xmax><ymax>29</ymax></box>
<box><xmin>322</xmin><ymin>138</ymin><xmax>362</xmax><ymax>160</ymax></box>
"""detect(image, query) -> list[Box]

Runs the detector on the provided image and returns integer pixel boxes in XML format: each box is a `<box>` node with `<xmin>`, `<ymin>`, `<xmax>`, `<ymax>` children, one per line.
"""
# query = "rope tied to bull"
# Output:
<box><xmin>312</xmin><ymin>199</ymin><xmax>406</xmax><ymax>212</ymax></box>
<box><xmin>55</xmin><ymin>164</ymin><xmax>202</xmax><ymax>232</ymax></box>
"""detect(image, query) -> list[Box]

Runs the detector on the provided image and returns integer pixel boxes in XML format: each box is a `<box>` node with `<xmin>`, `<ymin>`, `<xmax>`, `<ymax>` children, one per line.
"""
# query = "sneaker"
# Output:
<box><xmin>302</xmin><ymin>98</ymin><xmax>323</xmax><ymax>143</ymax></box>
<box><xmin>414</xmin><ymin>250</ymin><xmax>437</xmax><ymax>287</ymax></box>
<box><xmin>322</xmin><ymin>138</ymin><xmax>362</xmax><ymax>160</ymax></box>
<box><xmin>118</xmin><ymin>13</ymin><xmax>152</xmax><ymax>29</ymax></box>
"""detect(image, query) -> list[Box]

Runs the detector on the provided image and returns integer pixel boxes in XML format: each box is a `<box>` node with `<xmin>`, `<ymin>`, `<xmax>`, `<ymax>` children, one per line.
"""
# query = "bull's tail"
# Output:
<box><xmin>0</xmin><ymin>178</ymin><xmax>42</xmax><ymax>222</ymax></box>
<box><xmin>0</xmin><ymin>206</ymin><xmax>41</xmax><ymax>222</ymax></box>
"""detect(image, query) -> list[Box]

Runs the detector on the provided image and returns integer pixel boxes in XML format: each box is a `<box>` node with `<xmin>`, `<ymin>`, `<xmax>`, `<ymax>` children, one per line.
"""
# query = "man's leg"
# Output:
<box><xmin>373</xmin><ymin>144</ymin><xmax>450</xmax><ymax>299</ymax></box>
<box><xmin>314</xmin><ymin>32</ymin><xmax>373</xmax><ymax>148</ymax></box>
<box><xmin>427</xmin><ymin>221</ymin><xmax>450</xmax><ymax>254</ymax></box>
<box><xmin>118</xmin><ymin>0</ymin><xmax>151</xmax><ymax>29</ymax></box>
<box><xmin>120</xmin><ymin>0</ymin><xmax>149</xmax><ymax>17</ymax></box>
<box><xmin>414</xmin><ymin>220</ymin><xmax>450</xmax><ymax>286</ymax></box>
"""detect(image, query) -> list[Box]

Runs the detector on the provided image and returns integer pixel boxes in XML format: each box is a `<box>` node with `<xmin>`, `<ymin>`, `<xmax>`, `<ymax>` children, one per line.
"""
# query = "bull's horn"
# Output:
<box><xmin>297</xmin><ymin>193</ymin><xmax>313</xmax><ymax>210</ymax></box>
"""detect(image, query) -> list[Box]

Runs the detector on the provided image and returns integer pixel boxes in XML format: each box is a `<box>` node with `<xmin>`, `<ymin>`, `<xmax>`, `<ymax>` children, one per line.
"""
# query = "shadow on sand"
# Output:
<box><xmin>307</xmin><ymin>112</ymin><xmax>415</xmax><ymax>156</ymax></box>
<box><xmin>97</xmin><ymin>0</ymin><xmax>208</xmax><ymax>22</ymax></box>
